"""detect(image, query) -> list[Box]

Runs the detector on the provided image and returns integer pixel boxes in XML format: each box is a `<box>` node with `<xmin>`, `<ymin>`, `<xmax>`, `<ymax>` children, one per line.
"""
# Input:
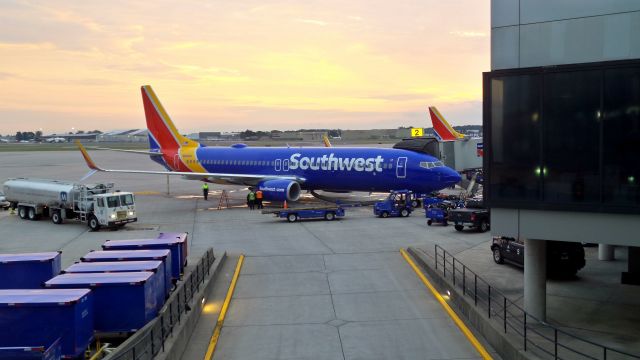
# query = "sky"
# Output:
<box><xmin>0</xmin><ymin>0</ymin><xmax>489</xmax><ymax>135</ymax></box>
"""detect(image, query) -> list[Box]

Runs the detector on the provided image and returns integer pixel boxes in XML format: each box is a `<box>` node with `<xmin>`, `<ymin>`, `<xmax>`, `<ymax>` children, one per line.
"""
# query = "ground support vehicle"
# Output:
<box><xmin>374</xmin><ymin>190</ymin><xmax>414</xmax><ymax>218</ymax></box>
<box><xmin>449</xmin><ymin>199</ymin><xmax>489</xmax><ymax>232</ymax></box>
<box><xmin>262</xmin><ymin>206</ymin><xmax>345</xmax><ymax>222</ymax></box>
<box><xmin>491</xmin><ymin>236</ymin><xmax>586</xmax><ymax>277</ymax></box>
<box><xmin>3</xmin><ymin>178</ymin><xmax>137</xmax><ymax>231</ymax></box>
<box><xmin>425</xmin><ymin>200</ymin><xmax>457</xmax><ymax>226</ymax></box>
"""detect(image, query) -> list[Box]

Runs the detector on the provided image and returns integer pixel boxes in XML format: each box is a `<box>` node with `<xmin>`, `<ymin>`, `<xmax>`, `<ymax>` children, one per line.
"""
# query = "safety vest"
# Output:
<box><xmin>255</xmin><ymin>190</ymin><xmax>263</xmax><ymax>199</ymax></box>
<box><xmin>248</xmin><ymin>192</ymin><xmax>255</xmax><ymax>200</ymax></box>
<box><xmin>202</xmin><ymin>184</ymin><xmax>209</xmax><ymax>190</ymax></box>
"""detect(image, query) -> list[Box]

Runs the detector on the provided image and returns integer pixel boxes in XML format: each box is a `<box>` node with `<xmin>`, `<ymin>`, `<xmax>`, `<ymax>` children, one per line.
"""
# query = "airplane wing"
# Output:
<box><xmin>76</xmin><ymin>141</ymin><xmax>305</xmax><ymax>185</ymax></box>
<box><xmin>86</xmin><ymin>147</ymin><xmax>164</xmax><ymax>155</ymax></box>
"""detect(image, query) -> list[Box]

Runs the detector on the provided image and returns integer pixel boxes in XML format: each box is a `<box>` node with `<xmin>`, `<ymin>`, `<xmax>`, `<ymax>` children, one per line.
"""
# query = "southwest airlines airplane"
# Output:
<box><xmin>77</xmin><ymin>86</ymin><xmax>461</xmax><ymax>202</ymax></box>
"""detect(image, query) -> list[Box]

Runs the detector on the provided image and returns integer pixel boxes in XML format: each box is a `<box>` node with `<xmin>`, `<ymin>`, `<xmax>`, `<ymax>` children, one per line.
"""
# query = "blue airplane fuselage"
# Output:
<box><xmin>155</xmin><ymin>144</ymin><xmax>461</xmax><ymax>193</ymax></box>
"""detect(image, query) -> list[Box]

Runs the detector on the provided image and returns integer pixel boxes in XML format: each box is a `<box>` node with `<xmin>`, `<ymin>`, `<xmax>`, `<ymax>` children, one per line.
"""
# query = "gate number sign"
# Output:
<box><xmin>411</xmin><ymin>128</ymin><xmax>424</xmax><ymax>137</ymax></box>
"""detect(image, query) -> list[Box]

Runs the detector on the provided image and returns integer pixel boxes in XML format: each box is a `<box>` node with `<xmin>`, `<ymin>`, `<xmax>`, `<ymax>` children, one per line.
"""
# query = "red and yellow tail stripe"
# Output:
<box><xmin>141</xmin><ymin>85</ymin><xmax>206</xmax><ymax>173</ymax></box>
<box><xmin>428</xmin><ymin>106</ymin><xmax>465</xmax><ymax>141</ymax></box>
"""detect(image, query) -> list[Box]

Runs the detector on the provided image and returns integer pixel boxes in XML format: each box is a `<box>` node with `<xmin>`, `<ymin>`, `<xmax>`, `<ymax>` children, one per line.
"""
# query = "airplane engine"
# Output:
<box><xmin>256</xmin><ymin>180</ymin><xmax>301</xmax><ymax>202</ymax></box>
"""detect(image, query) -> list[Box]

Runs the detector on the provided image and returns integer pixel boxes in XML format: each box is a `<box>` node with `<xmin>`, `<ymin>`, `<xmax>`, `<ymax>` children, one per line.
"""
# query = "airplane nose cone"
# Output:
<box><xmin>442</xmin><ymin>168</ymin><xmax>462</xmax><ymax>186</ymax></box>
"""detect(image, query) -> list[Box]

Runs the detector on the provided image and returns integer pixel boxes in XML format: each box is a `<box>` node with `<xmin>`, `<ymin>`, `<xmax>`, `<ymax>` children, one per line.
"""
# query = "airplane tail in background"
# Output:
<box><xmin>141</xmin><ymin>85</ymin><xmax>199</xmax><ymax>151</ymax></box>
<box><xmin>322</xmin><ymin>134</ymin><xmax>332</xmax><ymax>147</ymax></box>
<box><xmin>428</xmin><ymin>106</ymin><xmax>465</xmax><ymax>142</ymax></box>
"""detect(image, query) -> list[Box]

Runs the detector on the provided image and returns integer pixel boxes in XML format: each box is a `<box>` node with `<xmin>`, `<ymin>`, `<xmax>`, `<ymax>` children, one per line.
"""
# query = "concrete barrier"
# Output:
<box><xmin>406</xmin><ymin>247</ymin><xmax>539</xmax><ymax>360</ymax></box>
<box><xmin>156</xmin><ymin>252</ymin><xmax>227</xmax><ymax>360</ymax></box>
<box><xmin>103</xmin><ymin>250</ymin><xmax>227</xmax><ymax>360</ymax></box>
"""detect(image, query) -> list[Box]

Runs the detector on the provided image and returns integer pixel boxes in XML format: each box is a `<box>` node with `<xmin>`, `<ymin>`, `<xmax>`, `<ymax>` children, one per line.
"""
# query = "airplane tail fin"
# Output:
<box><xmin>428</xmin><ymin>106</ymin><xmax>465</xmax><ymax>141</ymax></box>
<box><xmin>141</xmin><ymin>85</ymin><xmax>199</xmax><ymax>151</ymax></box>
<box><xmin>322</xmin><ymin>134</ymin><xmax>332</xmax><ymax>147</ymax></box>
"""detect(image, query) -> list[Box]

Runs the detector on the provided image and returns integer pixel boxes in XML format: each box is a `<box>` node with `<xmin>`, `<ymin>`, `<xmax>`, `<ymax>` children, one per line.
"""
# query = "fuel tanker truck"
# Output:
<box><xmin>2</xmin><ymin>178</ymin><xmax>137</xmax><ymax>231</ymax></box>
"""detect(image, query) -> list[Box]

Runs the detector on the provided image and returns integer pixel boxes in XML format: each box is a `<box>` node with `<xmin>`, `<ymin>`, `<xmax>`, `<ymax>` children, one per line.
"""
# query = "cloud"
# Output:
<box><xmin>295</xmin><ymin>18</ymin><xmax>328</xmax><ymax>26</ymax></box>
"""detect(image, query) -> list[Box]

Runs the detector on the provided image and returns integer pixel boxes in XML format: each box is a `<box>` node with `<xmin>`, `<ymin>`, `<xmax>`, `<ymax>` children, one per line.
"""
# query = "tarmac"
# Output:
<box><xmin>0</xmin><ymin>149</ymin><xmax>638</xmax><ymax>359</ymax></box>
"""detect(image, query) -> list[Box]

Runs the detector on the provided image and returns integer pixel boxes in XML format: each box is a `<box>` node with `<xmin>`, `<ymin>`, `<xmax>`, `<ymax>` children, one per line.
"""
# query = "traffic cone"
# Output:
<box><xmin>283</xmin><ymin>200</ymin><xmax>288</xmax><ymax>209</ymax></box>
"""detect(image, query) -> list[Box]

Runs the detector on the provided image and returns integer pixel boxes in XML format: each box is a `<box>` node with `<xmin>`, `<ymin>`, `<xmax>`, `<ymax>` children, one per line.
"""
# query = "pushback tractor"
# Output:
<box><xmin>2</xmin><ymin>178</ymin><xmax>137</xmax><ymax>231</ymax></box>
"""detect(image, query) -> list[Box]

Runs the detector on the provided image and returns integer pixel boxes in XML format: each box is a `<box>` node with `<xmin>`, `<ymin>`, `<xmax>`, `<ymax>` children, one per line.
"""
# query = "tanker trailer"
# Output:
<box><xmin>3</xmin><ymin>178</ymin><xmax>137</xmax><ymax>231</ymax></box>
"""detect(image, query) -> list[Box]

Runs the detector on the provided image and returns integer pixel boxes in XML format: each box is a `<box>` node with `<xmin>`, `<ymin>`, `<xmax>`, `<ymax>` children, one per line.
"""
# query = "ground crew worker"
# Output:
<box><xmin>247</xmin><ymin>190</ymin><xmax>256</xmax><ymax>210</ymax></box>
<box><xmin>255</xmin><ymin>189</ymin><xmax>263</xmax><ymax>209</ymax></box>
<box><xmin>202</xmin><ymin>183</ymin><xmax>209</xmax><ymax>200</ymax></box>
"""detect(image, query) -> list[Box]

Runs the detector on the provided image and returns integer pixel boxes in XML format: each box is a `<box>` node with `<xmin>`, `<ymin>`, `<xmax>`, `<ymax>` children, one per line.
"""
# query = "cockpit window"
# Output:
<box><xmin>420</xmin><ymin>161</ymin><xmax>445</xmax><ymax>169</ymax></box>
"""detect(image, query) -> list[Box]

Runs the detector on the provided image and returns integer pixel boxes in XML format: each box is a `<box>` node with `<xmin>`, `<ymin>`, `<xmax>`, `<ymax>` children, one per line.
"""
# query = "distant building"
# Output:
<box><xmin>97</xmin><ymin>129</ymin><xmax>148</xmax><ymax>142</ymax></box>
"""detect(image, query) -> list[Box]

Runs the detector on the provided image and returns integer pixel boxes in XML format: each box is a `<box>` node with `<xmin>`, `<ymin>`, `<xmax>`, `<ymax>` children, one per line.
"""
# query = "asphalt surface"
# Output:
<box><xmin>4</xmin><ymin>149</ymin><xmax>637</xmax><ymax>359</ymax></box>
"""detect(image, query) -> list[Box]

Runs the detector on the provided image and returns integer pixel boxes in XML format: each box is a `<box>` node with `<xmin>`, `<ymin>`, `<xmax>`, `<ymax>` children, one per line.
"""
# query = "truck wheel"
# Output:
<box><xmin>287</xmin><ymin>213</ymin><xmax>298</xmax><ymax>223</ymax></box>
<box><xmin>400</xmin><ymin>209</ymin><xmax>409</xmax><ymax>217</ymax></box>
<box><xmin>427</xmin><ymin>219</ymin><xmax>432</xmax><ymax>226</ymax></box>
<box><xmin>88</xmin><ymin>216</ymin><xmax>100</xmax><ymax>231</ymax></box>
<box><xmin>479</xmin><ymin>221</ymin><xmax>489</xmax><ymax>233</ymax></box>
<box><xmin>324</xmin><ymin>212</ymin><xmax>335</xmax><ymax>221</ymax></box>
<box><xmin>18</xmin><ymin>206</ymin><xmax>27</xmax><ymax>219</ymax></box>
<box><xmin>492</xmin><ymin>248</ymin><xmax>504</xmax><ymax>264</ymax></box>
<box><xmin>454</xmin><ymin>225</ymin><xmax>464</xmax><ymax>232</ymax></box>
<box><xmin>27</xmin><ymin>207</ymin><xmax>38</xmax><ymax>221</ymax></box>
<box><xmin>51</xmin><ymin>211</ymin><xmax>63</xmax><ymax>224</ymax></box>
<box><xmin>381</xmin><ymin>211</ymin><xmax>389</xmax><ymax>218</ymax></box>
<box><xmin>411</xmin><ymin>199</ymin><xmax>420</xmax><ymax>208</ymax></box>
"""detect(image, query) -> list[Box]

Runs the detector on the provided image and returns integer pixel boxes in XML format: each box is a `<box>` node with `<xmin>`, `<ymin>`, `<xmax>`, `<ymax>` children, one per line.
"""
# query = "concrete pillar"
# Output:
<box><xmin>622</xmin><ymin>247</ymin><xmax>640</xmax><ymax>285</ymax></box>
<box><xmin>524</xmin><ymin>239</ymin><xmax>546</xmax><ymax>321</ymax></box>
<box><xmin>598</xmin><ymin>244</ymin><xmax>615</xmax><ymax>261</ymax></box>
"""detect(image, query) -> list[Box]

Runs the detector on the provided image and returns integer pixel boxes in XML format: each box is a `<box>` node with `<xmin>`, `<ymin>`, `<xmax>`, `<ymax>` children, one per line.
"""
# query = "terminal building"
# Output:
<box><xmin>485</xmin><ymin>1</ymin><xmax>640</xmax><ymax>319</ymax></box>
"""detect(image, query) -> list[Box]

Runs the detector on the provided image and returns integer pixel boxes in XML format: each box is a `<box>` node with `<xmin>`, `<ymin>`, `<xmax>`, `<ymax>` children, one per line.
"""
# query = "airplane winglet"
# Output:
<box><xmin>75</xmin><ymin>140</ymin><xmax>102</xmax><ymax>171</ymax></box>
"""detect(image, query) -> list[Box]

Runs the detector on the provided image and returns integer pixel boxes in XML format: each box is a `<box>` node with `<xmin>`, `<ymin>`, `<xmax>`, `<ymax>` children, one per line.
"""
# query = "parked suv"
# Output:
<box><xmin>491</xmin><ymin>236</ymin><xmax>586</xmax><ymax>277</ymax></box>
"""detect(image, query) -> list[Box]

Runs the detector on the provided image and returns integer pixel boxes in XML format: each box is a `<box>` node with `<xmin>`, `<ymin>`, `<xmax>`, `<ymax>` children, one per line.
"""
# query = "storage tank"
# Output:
<box><xmin>3</xmin><ymin>178</ymin><xmax>113</xmax><ymax>209</ymax></box>
<box><xmin>3</xmin><ymin>179</ymin><xmax>76</xmax><ymax>209</ymax></box>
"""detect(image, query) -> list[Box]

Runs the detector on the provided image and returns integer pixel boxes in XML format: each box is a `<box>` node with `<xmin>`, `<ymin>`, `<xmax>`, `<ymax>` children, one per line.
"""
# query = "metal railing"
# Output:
<box><xmin>425</xmin><ymin>245</ymin><xmax>639</xmax><ymax>360</ymax></box>
<box><xmin>105</xmin><ymin>248</ymin><xmax>216</xmax><ymax>360</ymax></box>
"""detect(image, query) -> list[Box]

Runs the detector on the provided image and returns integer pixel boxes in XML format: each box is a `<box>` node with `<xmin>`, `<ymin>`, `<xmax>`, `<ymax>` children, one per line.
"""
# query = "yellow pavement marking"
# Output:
<box><xmin>400</xmin><ymin>249</ymin><xmax>493</xmax><ymax>360</ymax></box>
<box><xmin>204</xmin><ymin>254</ymin><xmax>245</xmax><ymax>360</ymax></box>
<box><xmin>134</xmin><ymin>191</ymin><xmax>162</xmax><ymax>195</ymax></box>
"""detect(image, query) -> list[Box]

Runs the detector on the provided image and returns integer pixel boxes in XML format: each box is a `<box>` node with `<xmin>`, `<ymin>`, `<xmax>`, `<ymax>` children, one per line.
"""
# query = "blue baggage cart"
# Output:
<box><xmin>102</xmin><ymin>238</ymin><xmax>184</xmax><ymax>279</ymax></box>
<box><xmin>157</xmin><ymin>232</ymin><xmax>189</xmax><ymax>267</ymax></box>
<box><xmin>45</xmin><ymin>272</ymin><xmax>160</xmax><ymax>333</ymax></box>
<box><xmin>63</xmin><ymin>261</ymin><xmax>168</xmax><ymax>309</ymax></box>
<box><xmin>0</xmin><ymin>289</ymin><xmax>93</xmax><ymax>359</ymax></box>
<box><xmin>0</xmin><ymin>338</ymin><xmax>61</xmax><ymax>360</ymax></box>
<box><xmin>81</xmin><ymin>249</ymin><xmax>173</xmax><ymax>285</ymax></box>
<box><xmin>0</xmin><ymin>252</ymin><xmax>61</xmax><ymax>289</ymax></box>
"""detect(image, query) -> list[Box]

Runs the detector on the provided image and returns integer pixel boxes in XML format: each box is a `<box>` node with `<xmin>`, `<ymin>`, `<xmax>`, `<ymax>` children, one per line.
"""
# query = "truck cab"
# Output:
<box><xmin>88</xmin><ymin>192</ymin><xmax>137</xmax><ymax>230</ymax></box>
